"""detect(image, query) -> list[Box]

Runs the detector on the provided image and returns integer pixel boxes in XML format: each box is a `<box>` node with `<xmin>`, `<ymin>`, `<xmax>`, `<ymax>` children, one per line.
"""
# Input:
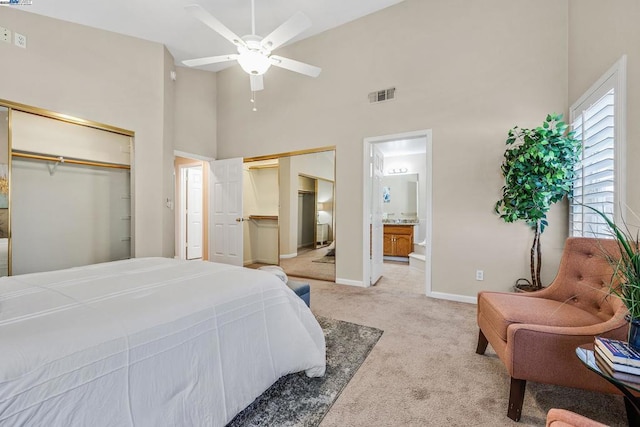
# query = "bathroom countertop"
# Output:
<box><xmin>382</xmin><ymin>219</ymin><xmax>419</xmax><ymax>225</ymax></box>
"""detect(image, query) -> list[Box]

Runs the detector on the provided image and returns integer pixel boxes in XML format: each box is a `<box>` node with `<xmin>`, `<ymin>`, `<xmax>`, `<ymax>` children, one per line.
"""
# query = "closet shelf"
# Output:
<box><xmin>249</xmin><ymin>215</ymin><xmax>278</xmax><ymax>221</ymax></box>
<box><xmin>12</xmin><ymin>150</ymin><xmax>130</xmax><ymax>170</ymax></box>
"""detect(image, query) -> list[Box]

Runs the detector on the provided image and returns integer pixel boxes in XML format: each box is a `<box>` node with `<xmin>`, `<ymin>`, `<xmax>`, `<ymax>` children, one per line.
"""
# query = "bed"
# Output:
<box><xmin>0</xmin><ymin>258</ymin><xmax>326</xmax><ymax>426</ymax></box>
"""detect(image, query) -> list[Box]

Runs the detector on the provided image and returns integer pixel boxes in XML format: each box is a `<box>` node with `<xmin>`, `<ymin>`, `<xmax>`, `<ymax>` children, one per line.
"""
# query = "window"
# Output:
<box><xmin>569</xmin><ymin>56</ymin><xmax>626</xmax><ymax>238</ymax></box>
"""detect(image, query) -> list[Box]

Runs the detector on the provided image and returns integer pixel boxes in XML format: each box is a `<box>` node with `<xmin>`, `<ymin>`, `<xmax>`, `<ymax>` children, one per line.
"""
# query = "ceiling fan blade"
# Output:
<box><xmin>261</xmin><ymin>12</ymin><xmax>311</xmax><ymax>51</ymax></box>
<box><xmin>270</xmin><ymin>55</ymin><xmax>321</xmax><ymax>78</ymax></box>
<box><xmin>182</xmin><ymin>54</ymin><xmax>238</xmax><ymax>67</ymax></box>
<box><xmin>250</xmin><ymin>74</ymin><xmax>264</xmax><ymax>92</ymax></box>
<box><xmin>185</xmin><ymin>4</ymin><xmax>246</xmax><ymax>47</ymax></box>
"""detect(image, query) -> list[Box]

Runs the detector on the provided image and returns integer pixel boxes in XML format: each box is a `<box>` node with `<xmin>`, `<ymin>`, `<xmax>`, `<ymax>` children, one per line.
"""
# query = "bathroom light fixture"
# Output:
<box><xmin>388</xmin><ymin>167</ymin><xmax>408</xmax><ymax>174</ymax></box>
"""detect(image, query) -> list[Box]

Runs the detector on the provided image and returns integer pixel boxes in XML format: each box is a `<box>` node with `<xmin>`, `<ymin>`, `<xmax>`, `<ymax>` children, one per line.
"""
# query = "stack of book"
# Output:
<box><xmin>594</xmin><ymin>337</ymin><xmax>640</xmax><ymax>383</ymax></box>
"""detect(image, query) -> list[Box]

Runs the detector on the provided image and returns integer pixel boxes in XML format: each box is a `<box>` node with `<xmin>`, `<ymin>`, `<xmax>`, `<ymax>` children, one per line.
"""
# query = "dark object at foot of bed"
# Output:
<box><xmin>287</xmin><ymin>280</ymin><xmax>310</xmax><ymax>307</ymax></box>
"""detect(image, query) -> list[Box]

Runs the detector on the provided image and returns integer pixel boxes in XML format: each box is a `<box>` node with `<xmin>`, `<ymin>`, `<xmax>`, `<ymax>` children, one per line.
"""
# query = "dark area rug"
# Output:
<box><xmin>227</xmin><ymin>316</ymin><xmax>383</xmax><ymax>427</ymax></box>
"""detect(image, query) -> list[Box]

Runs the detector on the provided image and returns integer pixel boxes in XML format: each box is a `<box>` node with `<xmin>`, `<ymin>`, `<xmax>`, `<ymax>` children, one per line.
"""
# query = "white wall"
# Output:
<box><xmin>217</xmin><ymin>0</ymin><xmax>569</xmax><ymax>294</ymax></box>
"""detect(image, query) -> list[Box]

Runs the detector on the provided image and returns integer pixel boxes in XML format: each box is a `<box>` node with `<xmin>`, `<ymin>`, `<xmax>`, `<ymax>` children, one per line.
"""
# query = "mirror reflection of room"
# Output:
<box><xmin>242</xmin><ymin>150</ymin><xmax>335</xmax><ymax>282</ymax></box>
<box><xmin>279</xmin><ymin>151</ymin><xmax>335</xmax><ymax>282</ymax></box>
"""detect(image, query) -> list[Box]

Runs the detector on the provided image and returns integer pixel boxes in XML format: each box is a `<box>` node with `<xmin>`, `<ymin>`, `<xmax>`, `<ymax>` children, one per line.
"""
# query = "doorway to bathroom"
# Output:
<box><xmin>363</xmin><ymin>130</ymin><xmax>432</xmax><ymax>295</ymax></box>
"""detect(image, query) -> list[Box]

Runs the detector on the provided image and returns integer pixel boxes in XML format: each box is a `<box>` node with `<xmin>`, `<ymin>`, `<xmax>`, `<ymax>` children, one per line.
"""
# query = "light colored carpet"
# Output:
<box><xmin>280</xmin><ymin>247</ymin><xmax>335</xmax><ymax>282</ymax></box>
<box><xmin>303</xmin><ymin>278</ymin><xmax>626</xmax><ymax>427</ymax></box>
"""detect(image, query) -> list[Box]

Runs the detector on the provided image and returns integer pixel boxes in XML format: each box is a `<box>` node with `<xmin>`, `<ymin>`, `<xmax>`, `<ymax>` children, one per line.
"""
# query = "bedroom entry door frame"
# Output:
<box><xmin>362</xmin><ymin>130</ymin><xmax>433</xmax><ymax>295</ymax></box>
<box><xmin>174</xmin><ymin>150</ymin><xmax>212</xmax><ymax>261</ymax></box>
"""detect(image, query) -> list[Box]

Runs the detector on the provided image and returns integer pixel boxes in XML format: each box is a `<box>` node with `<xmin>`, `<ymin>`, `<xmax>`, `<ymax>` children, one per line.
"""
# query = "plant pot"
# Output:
<box><xmin>513</xmin><ymin>278</ymin><xmax>544</xmax><ymax>293</ymax></box>
<box><xmin>627</xmin><ymin>315</ymin><xmax>640</xmax><ymax>352</ymax></box>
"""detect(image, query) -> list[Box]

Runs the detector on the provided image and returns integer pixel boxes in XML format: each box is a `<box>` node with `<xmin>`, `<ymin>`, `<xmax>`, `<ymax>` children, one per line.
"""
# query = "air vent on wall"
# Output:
<box><xmin>368</xmin><ymin>87</ymin><xmax>396</xmax><ymax>103</ymax></box>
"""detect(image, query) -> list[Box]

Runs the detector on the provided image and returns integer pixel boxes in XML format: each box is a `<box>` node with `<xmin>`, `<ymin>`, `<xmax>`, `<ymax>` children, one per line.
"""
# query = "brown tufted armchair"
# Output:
<box><xmin>546</xmin><ymin>408</ymin><xmax>608</xmax><ymax>427</ymax></box>
<box><xmin>476</xmin><ymin>237</ymin><xmax>628</xmax><ymax>421</ymax></box>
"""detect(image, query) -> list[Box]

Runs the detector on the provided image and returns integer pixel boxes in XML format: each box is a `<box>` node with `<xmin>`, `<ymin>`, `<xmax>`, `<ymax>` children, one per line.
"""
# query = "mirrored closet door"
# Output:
<box><xmin>0</xmin><ymin>100</ymin><xmax>134</xmax><ymax>276</ymax></box>
<box><xmin>0</xmin><ymin>106</ymin><xmax>9</xmax><ymax>276</ymax></box>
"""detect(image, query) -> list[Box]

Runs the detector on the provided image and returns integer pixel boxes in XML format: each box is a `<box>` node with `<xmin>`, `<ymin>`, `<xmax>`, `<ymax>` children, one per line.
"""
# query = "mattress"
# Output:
<box><xmin>0</xmin><ymin>258</ymin><xmax>326</xmax><ymax>426</ymax></box>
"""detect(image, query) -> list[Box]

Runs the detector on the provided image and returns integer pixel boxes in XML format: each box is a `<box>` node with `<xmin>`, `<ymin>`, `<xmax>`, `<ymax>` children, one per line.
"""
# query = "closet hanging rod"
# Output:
<box><xmin>11</xmin><ymin>151</ymin><xmax>130</xmax><ymax>170</ymax></box>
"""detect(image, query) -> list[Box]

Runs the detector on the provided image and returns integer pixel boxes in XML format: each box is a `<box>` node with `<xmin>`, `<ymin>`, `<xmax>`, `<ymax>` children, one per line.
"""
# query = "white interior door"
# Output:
<box><xmin>370</xmin><ymin>144</ymin><xmax>384</xmax><ymax>284</ymax></box>
<box><xmin>210</xmin><ymin>158</ymin><xmax>243</xmax><ymax>266</ymax></box>
<box><xmin>186</xmin><ymin>165</ymin><xmax>203</xmax><ymax>259</ymax></box>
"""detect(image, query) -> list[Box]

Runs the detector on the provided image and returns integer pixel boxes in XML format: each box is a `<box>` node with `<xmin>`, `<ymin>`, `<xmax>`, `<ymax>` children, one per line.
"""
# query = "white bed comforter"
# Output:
<box><xmin>0</xmin><ymin>258</ymin><xmax>326</xmax><ymax>426</ymax></box>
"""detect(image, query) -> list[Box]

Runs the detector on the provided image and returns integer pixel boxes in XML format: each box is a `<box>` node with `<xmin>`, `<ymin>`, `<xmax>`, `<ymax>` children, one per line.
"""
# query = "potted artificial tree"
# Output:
<box><xmin>495</xmin><ymin>113</ymin><xmax>581</xmax><ymax>292</ymax></box>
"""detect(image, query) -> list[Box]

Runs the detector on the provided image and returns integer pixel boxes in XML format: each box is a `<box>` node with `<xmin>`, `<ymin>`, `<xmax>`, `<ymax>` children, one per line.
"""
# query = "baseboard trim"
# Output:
<box><xmin>408</xmin><ymin>252</ymin><xmax>425</xmax><ymax>261</ymax></box>
<box><xmin>428</xmin><ymin>291</ymin><xmax>477</xmax><ymax>305</ymax></box>
<box><xmin>279</xmin><ymin>253</ymin><xmax>297</xmax><ymax>259</ymax></box>
<box><xmin>383</xmin><ymin>255</ymin><xmax>409</xmax><ymax>263</ymax></box>
<box><xmin>336</xmin><ymin>277</ymin><xmax>366</xmax><ymax>287</ymax></box>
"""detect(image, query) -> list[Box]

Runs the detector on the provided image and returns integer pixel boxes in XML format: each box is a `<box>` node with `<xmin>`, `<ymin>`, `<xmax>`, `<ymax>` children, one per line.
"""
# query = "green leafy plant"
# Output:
<box><xmin>495</xmin><ymin>113</ymin><xmax>581</xmax><ymax>290</ymax></box>
<box><xmin>586</xmin><ymin>206</ymin><xmax>640</xmax><ymax>319</ymax></box>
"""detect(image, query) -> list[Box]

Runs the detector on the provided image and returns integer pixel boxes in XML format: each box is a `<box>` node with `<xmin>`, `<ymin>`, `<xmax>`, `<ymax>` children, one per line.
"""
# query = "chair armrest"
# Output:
<box><xmin>504</xmin><ymin>316</ymin><xmax>628</xmax><ymax>382</ymax></box>
<box><xmin>509</xmin><ymin>313</ymin><xmax>628</xmax><ymax>340</ymax></box>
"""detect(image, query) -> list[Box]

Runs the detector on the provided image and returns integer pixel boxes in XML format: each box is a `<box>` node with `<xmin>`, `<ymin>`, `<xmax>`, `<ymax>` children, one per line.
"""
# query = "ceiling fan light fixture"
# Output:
<box><xmin>237</xmin><ymin>50</ymin><xmax>271</xmax><ymax>75</ymax></box>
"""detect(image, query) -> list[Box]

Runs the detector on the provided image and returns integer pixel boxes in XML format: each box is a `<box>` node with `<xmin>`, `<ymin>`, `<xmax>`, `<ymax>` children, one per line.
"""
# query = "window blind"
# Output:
<box><xmin>570</xmin><ymin>89</ymin><xmax>615</xmax><ymax>238</ymax></box>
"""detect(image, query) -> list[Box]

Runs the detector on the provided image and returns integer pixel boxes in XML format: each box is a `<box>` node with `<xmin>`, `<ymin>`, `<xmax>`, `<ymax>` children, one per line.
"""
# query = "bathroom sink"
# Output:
<box><xmin>382</xmin><ymin>219</ymin><xmax>418</xmax><ymax>224</ymax></box>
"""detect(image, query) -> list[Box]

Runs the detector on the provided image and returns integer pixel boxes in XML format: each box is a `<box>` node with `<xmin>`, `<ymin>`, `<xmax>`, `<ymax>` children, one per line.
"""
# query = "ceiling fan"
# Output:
<box><xmin>182</xmin><ymin>1</ymin><xmax>322</xmax><ymax>95</ymax></box>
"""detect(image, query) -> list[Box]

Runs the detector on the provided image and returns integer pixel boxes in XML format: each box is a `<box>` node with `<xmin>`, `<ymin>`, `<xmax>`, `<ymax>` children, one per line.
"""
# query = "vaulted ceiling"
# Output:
<box><xmin>21</xmin><ymin>0</ymin><xmax>405</xmax><ymax>71</ymax></box>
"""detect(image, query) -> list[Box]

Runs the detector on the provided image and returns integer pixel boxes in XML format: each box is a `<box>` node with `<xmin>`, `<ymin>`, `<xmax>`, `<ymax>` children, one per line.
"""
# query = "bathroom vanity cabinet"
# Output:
<box><xmin>383</xmin><ymin>224</ymin><xmax>414</xmax><ymax>257</ymax></box>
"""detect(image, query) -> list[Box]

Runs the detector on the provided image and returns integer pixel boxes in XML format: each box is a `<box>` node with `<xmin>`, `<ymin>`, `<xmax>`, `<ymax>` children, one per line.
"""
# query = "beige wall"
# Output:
<box><xmin>0</xmin><ymin>8</ymin><xmax>216</xmax><ymax>259</ymax></box>
<box><xmin>174</xmin><ymin>66</ymin><xmax>217</xmax><ymax>159</ymax></box>
<box><xmin>162</xmin><ymin>47</ymin><xmax>176</xmax><ymax>257</ymax></box>
<box><xmin>0</xmin><ymin>108</ymin><xmax>7</xmax><ymax>164</ymax></box>
<box><xmin>217</xmin><ymin>0</ymin><xmax>570</xmax><ymax>295</ymax></box>
<box><xmin>3</xmin><ymin>2</ymin><xmax>609</xmax><ymax>298</ymax></box>
<box><xmin>568</xmin><ymin>0</ymin><xmax>640</xmax><ymax>222</ymax></box>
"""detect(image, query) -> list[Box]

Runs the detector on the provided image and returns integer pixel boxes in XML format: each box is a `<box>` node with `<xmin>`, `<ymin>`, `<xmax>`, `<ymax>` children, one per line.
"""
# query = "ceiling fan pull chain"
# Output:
<box><xmin>251</xmin><ymin>91</ymin><xmax>257</xmax><ymax>111</ymax></box>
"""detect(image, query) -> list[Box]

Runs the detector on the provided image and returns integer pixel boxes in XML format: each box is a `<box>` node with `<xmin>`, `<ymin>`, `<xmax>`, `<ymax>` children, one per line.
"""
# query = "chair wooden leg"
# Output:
<box><xmin>507</xmin><ymin>378</ymin><xmax>526</xmax><ymax>422</ymax></box>
<box><xmin>475</xmin><ymin>329</ymin><xmax>489</xmax><ymax>355</ymax></box>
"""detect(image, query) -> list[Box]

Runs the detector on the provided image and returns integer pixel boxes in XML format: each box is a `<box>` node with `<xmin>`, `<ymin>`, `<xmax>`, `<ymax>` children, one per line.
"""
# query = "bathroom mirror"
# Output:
<box><xmin>382</xmin><ymin>173</ymin><xmax>418</xmax><ymax>221</ymax></box>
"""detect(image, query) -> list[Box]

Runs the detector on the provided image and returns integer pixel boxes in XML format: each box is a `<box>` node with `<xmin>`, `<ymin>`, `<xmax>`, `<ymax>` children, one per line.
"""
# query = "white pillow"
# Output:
<box><xmin>258</xmin><ymin>265</ymin><xmax>288</xmax><ymax>284</ymax></box>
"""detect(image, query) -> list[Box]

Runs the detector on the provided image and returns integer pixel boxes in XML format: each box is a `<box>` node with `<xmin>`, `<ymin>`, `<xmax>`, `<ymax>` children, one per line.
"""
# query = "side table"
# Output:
<box><xmin>576</xmin><ymin>345</ymin><xmax>640</xmax><ymax>426</ymax></box>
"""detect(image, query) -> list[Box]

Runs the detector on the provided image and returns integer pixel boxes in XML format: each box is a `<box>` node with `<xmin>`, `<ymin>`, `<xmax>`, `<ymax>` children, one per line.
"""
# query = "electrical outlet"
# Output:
<box><xmin>0</xmin><ymin>26</ymin><xmax>10</xmax><ymax>43</ymax></box>
<box><xmin>14</xmin><ymin>32</ymin><xmax>26</xmax><ymax>48</ymax></box>
<box><xmin>475</xmin><ymin>270</ymin><xmax>484</xmax><ymax>281</ymax></box>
